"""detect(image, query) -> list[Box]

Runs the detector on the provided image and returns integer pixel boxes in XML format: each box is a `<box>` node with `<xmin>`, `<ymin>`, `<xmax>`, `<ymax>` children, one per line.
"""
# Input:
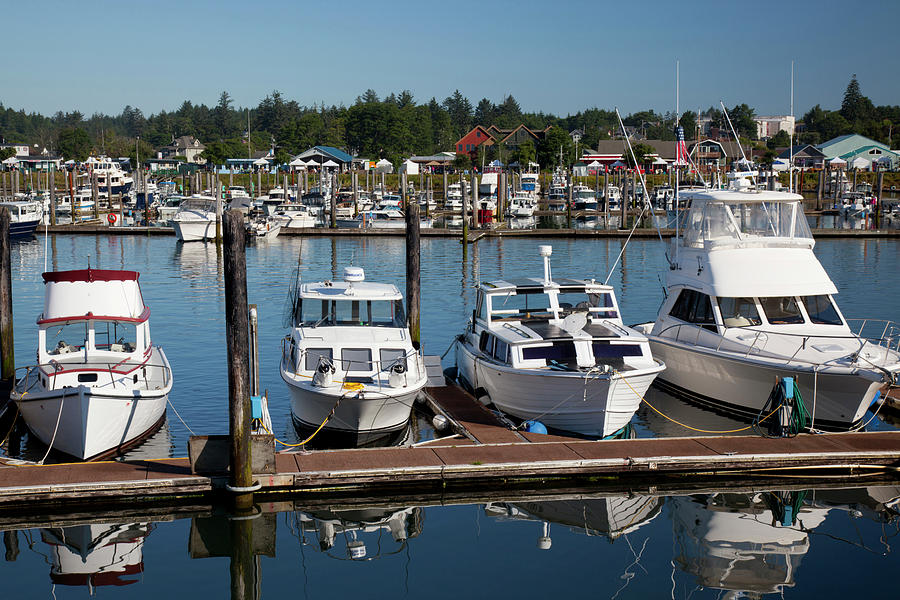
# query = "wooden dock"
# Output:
<box><xmin>0</xmin><ymin>381</ymin><xmax>897</xmax><ymax>515</ymax></box>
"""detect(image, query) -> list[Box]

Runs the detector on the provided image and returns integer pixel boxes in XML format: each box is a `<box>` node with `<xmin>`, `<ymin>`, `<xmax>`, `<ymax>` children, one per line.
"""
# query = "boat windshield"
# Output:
<box><xmin>681</xmin><ymin>200</ymin><xmax>812</xmax><ymax>247</ymax></box>
<box><xmin>297</xmin><ymin>299</ymin><xmax>406</xmax><ymax>328</ymax></box>
<box><xmin>490</xmin><ymin>290</ymin><xmax>616</xmax><ymax>322</ymax></box>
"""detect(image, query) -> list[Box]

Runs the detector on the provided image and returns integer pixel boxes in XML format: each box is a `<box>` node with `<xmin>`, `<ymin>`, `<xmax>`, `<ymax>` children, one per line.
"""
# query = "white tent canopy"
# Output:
<box><xmin>322</xmin><ymin>159</ymin><xmax>338</xmax><ymax>168</ymax></box>
<box><xmin>375</xmin><ymin>158</ymin><xmax>394</xmax><ymax>174</ymax></box>
<box><xmin>400</xmin><ymin>159</ymin><xmax>419</xmax><ymax>175</ymax></box>
<box><xmin>828</xmin><ymin>156</ymin><xmax>847</xmax><ymax>166</ymax></box>
<box><xmin>849</xmin><ymin>156</ymin><xmax>869</xmax><ymax>169</ymax></box>
<box><xmin>289</xmin><ymin>157</ymin><xmax>307</xmax><ymax>167</ymax></box>
<box><xmin>587</xmin><ymin>160</ymin><xmax>602</xmax><ymax>167</ymax></box>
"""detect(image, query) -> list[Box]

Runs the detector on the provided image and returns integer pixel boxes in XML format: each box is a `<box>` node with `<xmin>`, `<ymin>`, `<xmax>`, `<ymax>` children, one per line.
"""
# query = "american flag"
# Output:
<box><xmin>674</xmin><ymin>125</ymin><xmax>688</xmax><ymax>166</ymax></box>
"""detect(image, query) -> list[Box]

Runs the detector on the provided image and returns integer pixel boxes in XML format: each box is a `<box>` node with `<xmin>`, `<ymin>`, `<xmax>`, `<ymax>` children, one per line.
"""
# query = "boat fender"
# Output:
<box><xmin>313</xmin><ymin>358</ymin><xmax>335</xmax><ymax>387</ymax></box>
<box><xmin>388</xmin><ymin>362</ymin><xmax>407</xmax><ymax>388</ymax></box>
<box><xmin>522</xmin><ymin>420</ymin><xmax>547</xmax><ymax>435</ymax></box>
<box><xmin>432</xmin><ymin>414</ymin><xmax>449</xmax><ymax>431</ymax></box>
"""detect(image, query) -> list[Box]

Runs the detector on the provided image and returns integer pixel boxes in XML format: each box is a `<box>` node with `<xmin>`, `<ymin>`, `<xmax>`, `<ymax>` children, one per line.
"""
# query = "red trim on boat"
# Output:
<box><xmin>39</xmin><ymin>347</ymin><xmax>153</xmax><ymax>378</ymax></box>
<box><xmin>38</xmin><ymin>306</ymin><xmax>150</xmax><ymax>326</ymax></box>
<box><xmin>42</xmin><ymin>269</ymin><xmax>140</xmax><ymax>283</ymax></box>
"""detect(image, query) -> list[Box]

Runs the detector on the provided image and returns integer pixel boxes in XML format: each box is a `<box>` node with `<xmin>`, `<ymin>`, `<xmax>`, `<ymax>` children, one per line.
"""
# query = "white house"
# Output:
<box><xmin>755</xmin><ymin>115</ymin><xmax>795</xmax><ymax>139</ymax></box>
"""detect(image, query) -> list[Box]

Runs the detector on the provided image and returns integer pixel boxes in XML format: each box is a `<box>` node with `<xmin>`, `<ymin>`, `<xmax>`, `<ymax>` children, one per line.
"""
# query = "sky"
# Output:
<box><xmin>1</xmin><ymin>0</ymin><xmax>897</xmax><ymax>120</ymax></box>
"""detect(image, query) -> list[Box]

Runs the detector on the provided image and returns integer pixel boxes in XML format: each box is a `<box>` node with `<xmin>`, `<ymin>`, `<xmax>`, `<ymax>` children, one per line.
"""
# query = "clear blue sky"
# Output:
<box><xmin>2</xmin><ymin>0</ymin><xmax>897</xmax><ymax>119</ymax></box>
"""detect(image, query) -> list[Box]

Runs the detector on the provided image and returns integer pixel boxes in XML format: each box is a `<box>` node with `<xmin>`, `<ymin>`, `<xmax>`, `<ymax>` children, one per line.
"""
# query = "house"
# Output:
<box><xmin>146</xmin><ymin>157</ymin><xmax>183</xmax><ymax>174</ymax></box>
<box><xmin>755</xmin><ymin>115</ymin><xmax>795</xmax><ymax>139</ymax></box>
<box><xmin>406</xmin><ymin>152</ymin><xmax>456</xmax><ymax>172</ymax></box>
<box><xmin>455</xmin><ymin>125</ymin><xmax>494</xmax><ymax>158</ymax></box>
<box><xmin>292</xmin><ymin>146</ymin><xmax>355</xmax><ymax>170</ymax></box>
<box><xmin>158</xmin><ymin>135</ymin><xmax>207</xmax><ymax>164</ymax></box>
<box><xmin>688</xmin><ymin>139</ymin><xmax>746</xmax><ymax>170</ymax></box>
<box><xmin>495</xmin><ymin>125</ymin><xmax>545</xmax><ymax>155</ymax></box>
<box><xmin>817</xmin><ymin>134</ymin><xmax>898</xmax><ymax>171</ymax></box>
<box><xmin>0</xmin><ymin>143</ymin><xmax>29</xmax><ymax>157</ymax></box>
<box><xmin>777</xmin><ymin>144</ymin><xmax>825</xmax><ymax>169</ymax></box>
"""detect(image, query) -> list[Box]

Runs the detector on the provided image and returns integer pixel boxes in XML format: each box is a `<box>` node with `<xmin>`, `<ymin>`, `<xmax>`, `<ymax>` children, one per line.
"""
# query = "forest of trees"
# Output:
<box><xmin>0</xmin><ymin>76</ymin><xmax>896</xmax><ymax>167</ymax></box>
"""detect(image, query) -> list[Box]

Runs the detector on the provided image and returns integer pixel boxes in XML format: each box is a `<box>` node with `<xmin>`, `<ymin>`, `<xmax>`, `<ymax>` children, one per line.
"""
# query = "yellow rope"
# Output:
<box><xmin>0</xmin><ymin>405</ymin><xmax>20</xmax><ymax>448</ymax></box>
<box><xmin>616</xmin><ymin>370</ymin><xmax>778</xmax><ymax>434</ymax></box>
<box><xmin>290</xmin><ymin>370</ymin><xmax>365</xmax><ymax>392</ymax></box>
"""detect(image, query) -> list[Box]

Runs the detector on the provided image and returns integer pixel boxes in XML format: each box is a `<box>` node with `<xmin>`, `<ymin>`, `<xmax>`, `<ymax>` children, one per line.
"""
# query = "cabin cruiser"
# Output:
<box><xmin>0</xmin><ymin>199</ymin><xmax>42</xmax><ymax>237</ymax></box>
<box><xmin>604</xmin><ymin>184</ymin><xmax>622</xmax><ymax>211</ymax></box>
<box><xmin>155</xmin><ymin>195</ymin><xmax>185</xmax><ymax>224</ymax></box>
<box><xmin>520</xmin><ymin>165</ymin><xmax>541</xmax><ymax>199</ymax></box>
<box><xmin>507</xmin><ymin>191</ymin><xmax>536</xmax><ymax>217</ymax></box>
<box><xmin>445</xmin><ymin>182</ymin><xmax>463</xmax><ymax>210</ymax></box>
<box><xmin>280</xmin><ymin>266</ymin><xmax>428</xmax><ymax>437</ymax></box>
<box><xmin>81</xmin><ymin>156</ymin><xmax>134</xmax><ymax>196</ymax></box>
<box><xmin>572</xmin><ymin>184</ymin><xmax>598</xmax><ymax>212</ymax></box>
<box><xmin>258</xmin><ymin>187</ymin><xmax>291</xmax><ymax>215</ymax></box>
<box><xmin>417</xmin><ymin>190</ymin><xmax>436</xmax><ymax>212</ymax></box>
<box><xmin>547</xmin><ymin>182</ymin><xmax>567</xmax><ymax>211</ymax></box>
<box><xmin>171</xmin><ymin>195</ymin><xmax>218</xmax><ymax>242</ymax></box>
<box><xmin>10</xmin><ymin>268</ymin><xmax>172</xmax><ymax>460</ymax></box>
<box><xmin>455</xmin><ymin>245</ymin><xmax>665</xmax><ymax>437</ymax></box>
<box><xmin>634</xmin><ymin>172</ymin><xmax>900</xmax><ymax>429</ymax></box>
<box><xmin>246</xmin><ymin>215</ymin><xmax>281</xmax><ymax>240</ymax></box>
<box><xmin>273</xmin><ymin>202</ymin><xmax>319</xmax><ymax>228</ymax></box>
<box><xmin>652</xmin><ymin>184</ymin><xmax>675</xmax><ymax>210</ymax></box>
<box><xmin>338</xmin><ymin>209</ymin><xmax>433</xmax><ymax>230</ymax></box>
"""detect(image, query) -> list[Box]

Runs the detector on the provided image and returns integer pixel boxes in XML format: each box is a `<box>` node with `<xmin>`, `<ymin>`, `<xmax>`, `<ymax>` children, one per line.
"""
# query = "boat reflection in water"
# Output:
<box><xmin>294</xmin><ymin>506</ymin><xmax>423</xmax><ymax>560</ymax></box>
<box><xmin>485</xmin><ymin>493</ymin><xmax>662</xmax><ymax>547</ymax></box>
<box><xmin>670</xmin><ymin>486</ymin><xmax>900</xmax><ymax>596</ymax></box>
<box><xmin>40</xmin><ymin>522</ymin><xmax>151</xmax><ymax>589</ymax></box>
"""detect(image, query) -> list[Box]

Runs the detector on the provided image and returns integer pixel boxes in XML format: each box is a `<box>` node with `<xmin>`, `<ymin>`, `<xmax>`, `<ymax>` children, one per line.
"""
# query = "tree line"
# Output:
<box><xmin>0</xmin><ymin>76</ymin><xmax>895</xmax><ymax>168</ymax></box>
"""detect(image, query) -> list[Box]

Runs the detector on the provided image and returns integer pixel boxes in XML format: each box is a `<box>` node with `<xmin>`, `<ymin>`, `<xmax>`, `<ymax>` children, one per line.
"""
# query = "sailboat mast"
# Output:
<box><xmin>789</xmin><ymin>61</ymin><xmax>794</xmax><ymax>192</ymax></box>
<box><xmin>675</xmin><ymin>60</ymin><xmax>680</xmax><ymax>267</ymax></box>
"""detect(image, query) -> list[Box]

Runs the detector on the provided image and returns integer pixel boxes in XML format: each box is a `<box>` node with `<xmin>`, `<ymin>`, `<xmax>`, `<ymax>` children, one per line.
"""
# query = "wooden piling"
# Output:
<box><xmin>405</xmin><ymin>203</ymin><xmax>421</xmax><ymax>350</ymax></box>
<box><xmin>229</xmin><ymin>512</ymin><xmax>255</xmax><ymax>598</ymax></box>
<box><xmin>498</xmin><ymin>171</ymin><xmax>507</xmax><ymax>220</ymax></box>
<box><xmin>67</xmin><ymin>170</ymin><xmax>75</xmax><ymax>223</ymax></box>
<box><xmin>620</xmin><ymin>176</ymin><xmax>628</xmax><ymax>227</ymax></box>
<box><xmin>472</xmin><ymin>173</ymin><xmax>479</xmax><ymax>227</ymax></box>
<box><xmin>566</xmin><ymin>173</ymin><xmax>572</xmax><ymax>228</ymax></box>
<box><xmin>442</xmin><ymin>169</ymin><xmax>448</xmax><ymax>206</ymax></box>
<box><xmin>461</xmin><ymin>174</ymin><xmax>469</xmax><ymax>246</ymax></box>
<box><xmin>215</xmin><ymin>177</ymin><xmax>223</xmax><ymax>243</ymax></box>
<box><xmin>401</xmin><ymin>172</ymin><xmax>408</xmax><ymax>209</ymax></box>
<box><xmin>351</xmin><ymin>171</ymin><xmax>358</xmax><ymax>216</ymax></box>
<box><xmin>876</xmin><ymin>171</ymin><xmax>884</xmax><ymax>229</ymax></box>
<box><xmin>603</xmin><ymin>170</ymin><xmax>610</xmax><ymax>228</ymax></box>
<box><xmin>49</xmin><ymin>166</ymin><xmax>56</xmax><ymax>227</ymax></box>
<box><xmin>0</xmin><ymin>208</ymin><xmax>13</xmax><ymax>396</ymax></box>
<box><xmin>223</xmin><ymin>210</ymin><xmax>254</xmax><ymax>509</ymax></box>
<box><xmin>329</xmin><ymin>173</ymin><xmax>337</xmax><ymax>228</ymax></box>
<box><xmin>816</xmin><ymin>169</ymin><xmax>824</xmax><ymax>211</ymax></box>
<box><xmin>91</xmin><ymin>173</ymin><xmax>99</xmax><ymax>222</ymax></box>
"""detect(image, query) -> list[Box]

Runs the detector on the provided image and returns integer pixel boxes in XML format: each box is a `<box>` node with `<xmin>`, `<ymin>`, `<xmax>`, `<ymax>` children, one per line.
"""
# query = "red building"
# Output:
<box><xmin>455</xmin><ymin>125</ymin><xmax>495</xmax><ymax>158</ymax></box>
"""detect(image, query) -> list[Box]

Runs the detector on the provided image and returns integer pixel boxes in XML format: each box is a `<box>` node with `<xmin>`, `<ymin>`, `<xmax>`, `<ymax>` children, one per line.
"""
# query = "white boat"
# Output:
<box><xmin>547</xmin><ymin>182</ymin><xmax>567</xmax><ymax>211</ymax></box>
<box><xmin>11</xmin><ymin>268</ymin><xmax>172</xmax><ymax>460</ymax></box>
<box><xmin>507</xmin><ymin>191</ymin><xmax>536</xmax><ymax>217</ymax></box>
<box><xmin>445</xmin><ymin>182</ymin><xmax>463</xmax><ymax>210</ymax></box>
<box><xmin>652</xmin><ymin>184</ymin><xmax>675</xmax><ymax>209</ymax></box>
<box><xmin>520</xmin><ymin>163</ymin><xmax>541</xmax><ymax>199</ymax></box>
<box><xmin>0</xmin><ymin>199</ymin><xmax>42</xmax><ymax>238</ymax></box>
<box><xmin>155</xmin><ymin>195</ymin><xmax>185</xmax><ymax>224</ymax></box>
<box><xmin>572</xmin><ymin>184</ymin><xmax>598</xmax><ymax>212</ymax></box>
<box><xmin>246</xmin><ymin>215</ymin><xmax>281</xmax><ymax>240</ymax></box>
<box><xmin>280</xmin><ymin>266</ymin><xmax>428</xmax><ymax>436</ymax></box>
<box><xmin>259</xmin><ymin>187</ymin><xmax>289</xmax><ymax>215</ymax></box>
<box><xmin>604</xmin><ymin>184</ymin><xmax>622</xmax><ymax>211</ymax></box>
<box><xmin>81</xmin><ymin>156</ymin><xmax>134</xmax><ymax>196</ymax></box>
<box><xmin>455</xmin><ymin>245</ymin><xmax>665</xmax><ymax>437</ymax></box>
<box><xmin>171</xmin><ymin>195</ymin><xmax>218</xmax><ymax>242</ymax></box>
<box><xmin>295</xmin><ymin>506</ymin><xmax>422</xmax><ymax>559</ymax></box>
<box><xmin>338</xmin><ymin>209</ymin><xmax>433</xmax><ymax>229</ymax></box>
<box><xmin>273</xmin><ymin>202</ymin><xmax>319</xmax><ymax>228</ymax></box>
<box><xmin>633</xmin><ymin>172</ymin><xmax>900</xmax><ymax>429</ymax></box>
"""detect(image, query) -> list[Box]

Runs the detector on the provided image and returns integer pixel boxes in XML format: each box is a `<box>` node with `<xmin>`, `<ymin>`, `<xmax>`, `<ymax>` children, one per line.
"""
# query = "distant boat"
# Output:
<box><xmin>0</xmin><ymin>198</ymin><xmax>42</xmax><ymax>238</ymax></box>
<box><xmin>171</xmin><ymin>195</ymin><xmax>218</xmax><ymax>242</ymax></box>
<box><xmin>246</xmin><ymin>215</ymin><xmax>281</xmax><ymax>240</ymax></box>
<box><xmin>11</xmin><ymin>268</ymin><xmax>172</xmax><ymax>460</ymax></box>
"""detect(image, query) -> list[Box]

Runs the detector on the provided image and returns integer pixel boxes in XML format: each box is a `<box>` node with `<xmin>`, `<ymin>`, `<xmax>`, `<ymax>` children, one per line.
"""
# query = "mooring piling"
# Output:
<box><xmin>223</xmin><ymin>210</ymin><xmax>254</xmax><ymax>509</ymax></box>
<box><xmin>0</xmin><ymin>208</ymin><xmax>12</xmax><ymax>399</ymax></box>
<box><xmin>406</xmin><ymin>202</ymin><xmax>421</xmax><ymax>350</ymax></box>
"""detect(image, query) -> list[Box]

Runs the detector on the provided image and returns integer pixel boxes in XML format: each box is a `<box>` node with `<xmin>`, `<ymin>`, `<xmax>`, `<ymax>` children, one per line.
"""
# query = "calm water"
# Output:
<box><xmin>2</xmin><ymin>233</ymin><xmax>900</xmax><ymax>597</ymax></box>
<box><xmin>0</xmin><ymin>484</ymin><xmax>897</xmax><ymax>599</ymax></box>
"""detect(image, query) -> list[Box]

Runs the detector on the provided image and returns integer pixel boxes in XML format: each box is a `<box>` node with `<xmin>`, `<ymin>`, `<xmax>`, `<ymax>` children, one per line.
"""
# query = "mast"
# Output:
<box><xmin>675</xmin><ymin>60</ymin><xmax>680</xmax><ymax>267</ymax></box>
<box><xmin>789</xmin><ymin>61</ymin><xmax>794</xmax><ymax>193</ymax></box>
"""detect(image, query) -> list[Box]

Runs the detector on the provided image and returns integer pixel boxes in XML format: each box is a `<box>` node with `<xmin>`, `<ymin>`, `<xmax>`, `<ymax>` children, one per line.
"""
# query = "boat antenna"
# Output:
<box><xmin>614</xmin><ymin>108</ymin><xmax>672</xmax><ymax>267</ymax></box>
<box><xmin>789</xmin><ymin>61</ymin><xmax>794</xmax><ymax>193</ymax></box>
<box><xmin>720</xmin><ymin>100</ymin><xmax>757</xmax><ymax>188</ymax></box>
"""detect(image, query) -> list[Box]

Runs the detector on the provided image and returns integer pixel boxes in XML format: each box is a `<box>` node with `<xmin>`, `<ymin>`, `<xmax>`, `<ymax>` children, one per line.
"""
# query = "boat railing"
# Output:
<box><xmin>657</xmin><ymin>321</ymin><xmax>900</xmax><ymax>373</ymax></box>
<box><xmin>14</xmin><ymin>357</ymin><xmax>173</xmax><ymax>394</ymax></box>
<box><xmin>281</xmin><ymin>340</ymin><xmax>425</xmax><ymax>392</ymax></box>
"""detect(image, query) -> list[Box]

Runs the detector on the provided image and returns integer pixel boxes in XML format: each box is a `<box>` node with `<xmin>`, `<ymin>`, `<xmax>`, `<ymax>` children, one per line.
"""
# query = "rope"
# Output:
<box><xmin>264</xmin><ymin>394</ymin><xmax>344</xmax><ymax>447</ymax></box>
<box><xmin>616</xmin><ymin>370</ymin><xmax>779</xmax><ymax>434</ymax></box>
<box><xmin>167</xmin><ymin>397</ymin><xmax>195</xmax><ymax>436</ymax></box>
<box><xmin>0</xmin><ymin>405</ymin><xmax>20</xmax><ymax>448</ymax></box>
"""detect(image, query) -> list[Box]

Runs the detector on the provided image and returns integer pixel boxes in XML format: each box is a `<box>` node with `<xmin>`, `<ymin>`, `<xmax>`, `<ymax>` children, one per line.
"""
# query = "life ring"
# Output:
<box><xmin>107</xmin><ymin>213</ymin><xmax>117</xmax><ymax>225</ymax></box>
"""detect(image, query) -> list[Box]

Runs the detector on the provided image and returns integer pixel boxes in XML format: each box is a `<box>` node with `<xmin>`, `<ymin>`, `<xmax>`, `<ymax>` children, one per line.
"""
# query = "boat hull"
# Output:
<box><xmin>645</xmin><ymin>334</ymin><xmax>882</xmax><ymax>428</ymax></box>
<box><xmin>14</xmin><ymin>387</ymin><xmax>167</xmax><ymax>460</ymax></box>
<box><xmin>172</xmin><ymin>219</ymin><xmax>215</xmax><ymax>242</ymax></box>
<box><xmin>284</xmin><ymin>379</ymin><xmax>419</xmax><ymax>434</ymax></box>
<box><xmin>9</xmin><ymin>218</ymin><xmax>40</xmax><ymax>238</ymax></box>
<box><xmin>456</xmin><ymin>341</ymin><xmax>663</xmax><ymax>437</ymax></box>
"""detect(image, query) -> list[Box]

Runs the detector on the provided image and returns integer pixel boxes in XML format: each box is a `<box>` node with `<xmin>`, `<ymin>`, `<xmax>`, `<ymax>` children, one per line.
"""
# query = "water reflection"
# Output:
<box><xmin>293</xmin><ymin>506</ymin><xmax>423</xmax><ymax>560</ymax></box>
<box><xmin>40</xmin><ymin>522</ymin><xmax>151</xmax><ymax>590</ymax></box>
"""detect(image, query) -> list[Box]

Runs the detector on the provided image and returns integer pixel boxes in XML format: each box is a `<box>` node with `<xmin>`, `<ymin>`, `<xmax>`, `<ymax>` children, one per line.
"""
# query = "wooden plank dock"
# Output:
<box><xmin>0</xmin><ymin>382</ymin><xmax>897</xmax><ymax>515</ymax></box>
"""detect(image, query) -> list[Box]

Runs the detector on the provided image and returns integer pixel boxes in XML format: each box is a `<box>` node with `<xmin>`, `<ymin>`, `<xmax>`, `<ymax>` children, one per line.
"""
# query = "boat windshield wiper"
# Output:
<box><xmin>307</xmin><ymin>315</ymin><xmax>330</xmax><ymax>328</ymax></box>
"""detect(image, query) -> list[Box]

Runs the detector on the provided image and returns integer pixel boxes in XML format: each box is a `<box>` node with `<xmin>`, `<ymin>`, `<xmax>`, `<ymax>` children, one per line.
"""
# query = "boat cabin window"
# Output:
<box><xmin>557</xmin><ymin>291</ymin><xmax>618</xmax><ymax>318</ymax></box>
<box><xmin>341</xmin><ymin>348</ymin><xmax>372</xmax><ymax>372</ymax></box>
<box><xmin>718</xmin><ymin>297</ymin><xmax>762</xmax><ymax>328</ymax></box>
<box><xmin>379</xmin><ymin>349</ymin><xmax>407</xmax><ymax>371</ymax></box>
<box><xmin>94</xmin><ymin>320</ymin><xmax>137</xmax><ymax>352</ymax></box>
<box><xmin>298</xmin><ymin>299</ymin><xmax>405</xmax><ymax>328</ymax></box>
<box><xmin>759</xmin><ymin>297</ymin><xmax>804</xmax><ymax>325</ymax></box>
<box><xmin>801</xmin><ymin>295</ymin><xmax>843</xmax><ymax>325</ymax></box>
<box><xmin>46</xmin><ymin>322</ymin><xmax>87</xmax><ymax>355</ymax></box>
<box><xmin>490</xmin><ymin>290</ymin><xmax>552</xmax><ymax>322</ymax></box>
<box><xmin>669</xmin><ymin>289</ymin><xmax>717</xmax><ymax>331</ymax></box>
<box><xmin>682</xmin><ymin>200</ymin><xmax>812</xmax><ymax>247</ymax></box>
<box><xmin>521</xmin><ymin>341</ymin><xmax>578</xmax><ymax>369</ymax></box>
<box><xmin>304</xmin><ymin>348</ymin><xmax>333</xmax><ymax>371</ymax></box>
<box><xmin>477</xmin><ymin>333</ymin><xmax>509</xmax><ymax>364</ymax></box>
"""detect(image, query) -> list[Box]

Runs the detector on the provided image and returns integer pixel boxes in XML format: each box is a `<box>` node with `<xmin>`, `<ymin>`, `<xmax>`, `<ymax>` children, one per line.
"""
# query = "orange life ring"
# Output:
<box><xmin>107</xmin><ymin>213</ymin><xmax>117</xmax><ymax>225</ymax></box>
